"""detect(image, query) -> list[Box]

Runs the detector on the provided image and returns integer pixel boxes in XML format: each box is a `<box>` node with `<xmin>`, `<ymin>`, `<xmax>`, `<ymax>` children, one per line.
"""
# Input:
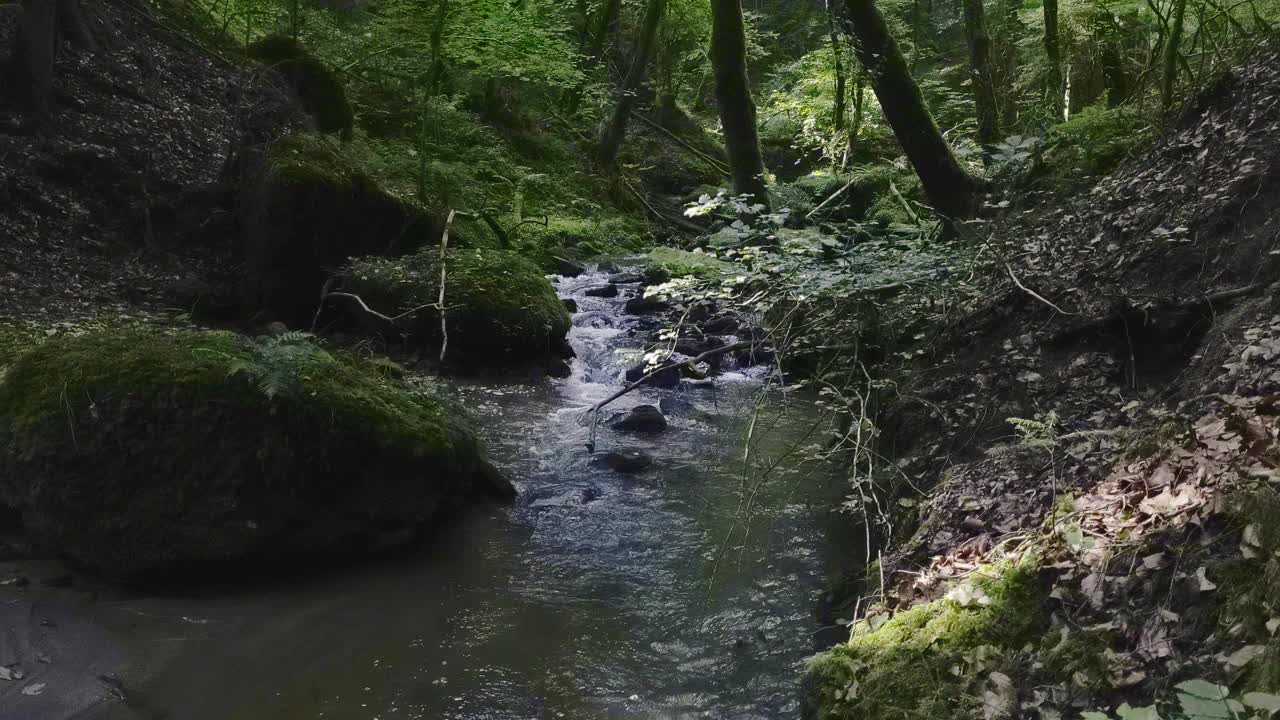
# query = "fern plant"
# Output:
<box><xmin>200</xmin><ymin>332</ymin><xmax>337</xmax><ymax>400</ymax></box>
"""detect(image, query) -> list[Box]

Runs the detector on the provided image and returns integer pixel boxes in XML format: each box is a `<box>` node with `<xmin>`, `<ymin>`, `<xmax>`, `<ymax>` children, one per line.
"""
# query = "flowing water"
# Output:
<box><xmin>1</xmin><ymin>264</ymin><xmax>849</xmax><ymax>720</ymax></box>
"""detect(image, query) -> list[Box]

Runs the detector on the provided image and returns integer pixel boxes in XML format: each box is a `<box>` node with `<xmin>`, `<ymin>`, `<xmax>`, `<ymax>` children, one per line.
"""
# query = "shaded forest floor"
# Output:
<box><xmin>807</xmin><ymin>49</ymin><xmax>1280</xmax><ymax>720</ymax></box>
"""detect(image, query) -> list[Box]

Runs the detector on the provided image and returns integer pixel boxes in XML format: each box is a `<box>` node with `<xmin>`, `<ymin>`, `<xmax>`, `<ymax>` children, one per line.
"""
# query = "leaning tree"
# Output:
<box><xmin>840</xmin><ymin>0</ymin><xmax>982</xmax><ymax>219</ymax></box>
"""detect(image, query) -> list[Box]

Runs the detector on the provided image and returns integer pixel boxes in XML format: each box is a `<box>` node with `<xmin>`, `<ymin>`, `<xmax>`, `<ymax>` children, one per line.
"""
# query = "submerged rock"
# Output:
<box><xmin>0</xmin><ymin>330</ymin><xmax>511</xmax><ymax>581</ymax></box>
<box><xmin>342</xmin><ymin>248</ymin><xmax>572</xmax><ymax>370</ymax></box>
<box><xmin>592</xmin><ymin>449</ymin><xmax>654</xmax><ymax>473</ymax></box>
<box><xmin>584</xmin><ymin>284</ymin><xmax>619</xmax><ymax>298</ymax></box>
<box><xmin>611</xmin><ymin>405</ymin><xmax>668</xmax><ymax>433</ymax></box>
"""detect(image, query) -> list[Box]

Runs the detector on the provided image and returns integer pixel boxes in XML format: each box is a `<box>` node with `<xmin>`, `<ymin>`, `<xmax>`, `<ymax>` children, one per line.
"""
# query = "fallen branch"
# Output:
<box><xmin>622</xmin><ymin>179</ymin><xmax>706</xmax><ymax>234</ymax></box>
<box><xmin>590</xmin><ymin>340</ymin><xmax>755</xmax><ymax>415</ymax></box>
<box><xmin>633</xmin><ymin>113</ymin><xmax>731</xmax><ymax>175</ymax></box>
<box><xmin>585</xmin><ymin>340</ymin><xmax>757</xmax><ymax>451</ymax></box>
<box><xmin>806</xmin><ymin>175</ymin><xmax>858</xmax><ymax>219</ymax></box>
<box><xmin>1007</xmin><ymin>262</ymin><xmax>1076</xmax><ymax>316</ymax></box>
<box><xmin>438</xmin><ymin>209</ymin><xmax>457</xmax><ymax>364</ymax></box>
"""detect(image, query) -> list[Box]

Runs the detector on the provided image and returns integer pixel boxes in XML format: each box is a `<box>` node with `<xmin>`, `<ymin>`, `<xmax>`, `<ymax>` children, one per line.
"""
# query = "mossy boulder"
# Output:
<box><xmin>803</xmin><ymin>564</ymin><xmax>1048</xmax><ymax>720</ymax></box>
<box><xmin>342</xmin><ymin>248</ymin><xmax>572</xmax><ymax>368</ymax></box>
<box><xmin>0</xmin><ymin>330</ymin><xmax>510</xmax><ymax>581</ymax></box>
<box><xmin>247</xmin><ymin>34</ymin><xmax>353</xmax><ymax>140</ymax></box>
<box><xmin>241</xmin><ymin>133</ymin><xmax>440</xmax><ymax>322</ymax></box>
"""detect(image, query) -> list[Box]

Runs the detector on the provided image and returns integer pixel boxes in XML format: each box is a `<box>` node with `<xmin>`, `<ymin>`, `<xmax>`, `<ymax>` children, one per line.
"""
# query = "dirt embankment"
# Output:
<box><xmin>810</xmin><ymin>51</ymin><xmax>1280</xmax><ymax>719</ymax></box>
<box><xmin>0</xmin><ymin>1</ymin><xmax>303</xmax><ymax>324</ymax></box>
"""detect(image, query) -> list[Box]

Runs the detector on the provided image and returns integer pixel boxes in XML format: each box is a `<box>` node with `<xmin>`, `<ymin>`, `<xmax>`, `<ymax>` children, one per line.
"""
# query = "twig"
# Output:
<box><xmin>806</xmin><ymin>175</ymin><xmax>857</xmax><ymax>219</ymax></box>
<box><xmin>622</xmin><ymin>178</ymin><xmax>705</xmax><ymax>234</ymax></box>
<box><xmin>633</xmin><ymin>113</ymin><xmax>730</xmax><ymax>175</ymax></box>
<box><xmin>1006</xmin><ymin>262</ymin><xmax>1076</xmax><ymax>315</ymax></box>
<box><xmin>438</xmin><ymin>209</ymin><xmax>457</xmax><ymax>365</ymax></box>
<box><xmin>590</xmin><ymin>341</ymin><xmax>755</xmax><ymax>415</ymax></box>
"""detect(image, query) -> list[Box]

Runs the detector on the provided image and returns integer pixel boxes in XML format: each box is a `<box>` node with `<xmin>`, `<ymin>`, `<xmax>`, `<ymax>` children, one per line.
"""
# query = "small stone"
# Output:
<box><xmin>561</xmin><ymin>298</ymin><xmax>578</xmax><ymax>312</ymax></box>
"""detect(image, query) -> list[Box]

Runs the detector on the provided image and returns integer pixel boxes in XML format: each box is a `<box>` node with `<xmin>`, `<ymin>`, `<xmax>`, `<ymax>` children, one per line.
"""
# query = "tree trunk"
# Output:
<box><xmin>840</xmin><ymin>0</ymin><xmax>981</xmax><ymax>219</ymax></box>
<box><xmin>828</xmin><ymin>0</ymin><xmax>848</xmax><ymax>133</ymax></box>
<box><xmin>1160</xmin><ymin>0</ymin><xmax>1187</xmax><ymax>111</ymax></box>
<box><xmin>8</xmin><ymin>0</ymin><xmax>94</xmax><ymax>125</ymax></box>
<box><xmin>596</xmin><ymin>0</ymin><xmax>668</xmax><ymax>170</ymax></box>
<box><xmin>1042</xmin><ymin>0</ymin><xmax>1065</xmax><ymax>121</ymax></box>
<box><xmin>963</xmin><ymin>0</ymin><xmax>1000</xmax><ymax>147</ymax></box>
<box><xmin>427</xmin><ymin>0</ymin><xmax>450</xmax><ymax>95</ymax></box>
<box><xmin>710</xmin><ymin>0</ymin><xmax>770</xmax><ymax>210</ymax></box>
<box><xmin>848</xmin><ymin>66</ymin><xmax>866</xmax><ymax>161</ymax></box>
<box><xmin>565</xmin><ymin>0</ymin><xmax>623</xmax><ymax>115</ymax></box>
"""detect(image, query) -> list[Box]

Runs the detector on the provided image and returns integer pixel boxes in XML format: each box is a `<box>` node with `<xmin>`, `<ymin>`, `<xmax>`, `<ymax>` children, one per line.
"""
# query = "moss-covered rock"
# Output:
<box><xmin>342</xmin><ymin>248</ymin><xmax>572</xmax><ymax>368</ymax></box>
<box><xmin>241</xmin><ymin>133</ymin><xmax>440</xmax><ymax>322</ymax></box>
<box><xmin>804</xmin><ymin>564</ymin><xmax>1048</xmax><ymax>720</ymax></box>
<box><xmin>247</xmin><ymin>34</ymin><xmax>353</xmax><ymax>140</ymax></box>
<box><xmin>646</xmin><ymin>246</ymin><xmax>732</xmax><ymax>280</ymax></box>
<box><xmin>0</xmin><ymin>330</ymin><xmax>509</xmax><ymax>580</ymax></box>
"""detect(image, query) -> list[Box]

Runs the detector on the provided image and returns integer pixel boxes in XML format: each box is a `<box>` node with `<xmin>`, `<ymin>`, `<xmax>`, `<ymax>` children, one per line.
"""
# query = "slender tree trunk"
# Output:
<box><xmin>710</xmin><ymin>0</ymin><xmax>770</xmax><ymax>210</ymax></box>
<box><xmin>963</xmin><ymin>0</ymin><xmax>1000</xmax><ymax>148</ymax></box>
<box><xmin>848</xmin><ymin>67</ymin><xmax>866</xmax><ymax>161</ymax></box>
<box><xmin>565</xmin><ymin>0</ymin><xmax>623</xmax><ymax>115</ymax></box>
<box><xmin>427</xmin><ymin>0</ymin><xmax>450</xmax><ymax>95</ymax></box>
<box><xmin>840</xmin><ymin>0</ymin><xmax>981</xmax><ymax>219</ymax></box>
<box><xmin>828</xmin><ymin>0</ymin><xmax>848</xmax><ymax>133</ymax></box>
<box><xmin>8</xmin><ymin>0</ymin><xmax>94</xmax><ymax>126</ymax></box>
<box><xmin>596</xmin><ymin>0</ymin><xmax>668</xmax><ymax>170</ymax></box>
<box><xmin>1160</xmin><ymin>0</ymin><xmax>1187</xmax><ymax>111</ymax></box>
<box><xmin>1043</xmin><ymin>0</ymin><xmax>1065</xmax><ymax>121</ymax></box>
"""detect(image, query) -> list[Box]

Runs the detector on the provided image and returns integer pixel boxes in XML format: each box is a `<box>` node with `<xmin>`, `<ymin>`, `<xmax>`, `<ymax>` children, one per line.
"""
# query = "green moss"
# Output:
<box><xmin>518</xmin><ymin>213</ymin><xmax>647</xmax><ymax>257</ymax></box>
<box><xmin>343</xmin><ymin>248</ymin><xmax>571</xmax><ymax>366</ymax></box>
<box><xmin>0</xmin><ymin>330</ymin><xmax>469</xmax><ymax>457</ymax></box>
<box><xmin>248</xmin><ymin>34</ymin><xmax>353</xmax><ymax>140</ymax></box>
<box><xmin>646</xmin><ymin>246</ymin><xmax>732</xmax><ymax>280</ymax></box>
<box><xmin>0</xmin><ymin>320</ymin><xmax>41</xmax><ymax>371</ymax></box>
<box><xmin>806</xmin><ymin>564</ymin><xmax>1048</xmax><ymax>720</ymax></box>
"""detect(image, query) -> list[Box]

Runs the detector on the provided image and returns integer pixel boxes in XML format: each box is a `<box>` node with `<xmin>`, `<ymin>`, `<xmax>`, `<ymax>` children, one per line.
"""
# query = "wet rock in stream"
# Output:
<box><xmin>592</xmin><ymin>449</ymin><xmax>654</xmax><ymax>473</ymax></box>
<box><xmin>610</xmin><ymin>405</ymin><xmax>668</xmax><ymax>433</ymax></box>
<box><xmin>584</xmin><ymin>284</ymin><xmax>619</xmax><ymax>298</ymax></box>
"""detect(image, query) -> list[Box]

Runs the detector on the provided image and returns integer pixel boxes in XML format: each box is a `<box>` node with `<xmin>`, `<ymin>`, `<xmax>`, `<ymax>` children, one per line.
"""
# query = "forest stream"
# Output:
<box><xmin>0</xmin><ymin>263</ymin><xmax>849</xmax><ymax>720</ymax></box>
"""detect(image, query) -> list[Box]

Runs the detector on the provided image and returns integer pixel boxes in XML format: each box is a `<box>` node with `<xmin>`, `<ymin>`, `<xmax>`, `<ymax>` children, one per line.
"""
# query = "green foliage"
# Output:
<box><xmin>204</xmin><ymin>332</ymin><xmax>335</xmax><ymax>400</ymax></box>
<box><xmin>1037</xmin><ymin>104</ymin><xmax>1156</xmax><ymax>190</ymax></box>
